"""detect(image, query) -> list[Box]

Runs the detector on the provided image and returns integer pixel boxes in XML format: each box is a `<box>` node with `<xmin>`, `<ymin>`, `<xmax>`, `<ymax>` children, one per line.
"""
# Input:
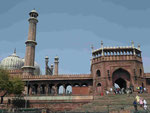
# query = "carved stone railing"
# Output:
<box><xmin>13</xmin><ymin>74</ymin><xmax>92</xmax><ymax>81</ymax></box>
<box><xmin>92</xmin><ymin>55</ymin><xmax>142</xmax><ymax>64</ymax></box>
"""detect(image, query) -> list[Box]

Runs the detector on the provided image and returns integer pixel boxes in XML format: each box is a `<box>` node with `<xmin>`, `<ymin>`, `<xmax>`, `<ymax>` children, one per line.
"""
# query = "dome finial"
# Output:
<box><xmin>131</xmin><ymin>41</ymin><xmax>134</xmax><ymax>48</ymax></box>
<box><xmin>91</xmin><ymin>44</ymin><xmax>94</xmax><ymax>52</ymax></box>
<box><xmin>101</xmin><ymin>41</ymin><xmax>103</xmax><ymax>48</ymax></box>
<box><xmin>14</xmin><ymin>48</ymin><xmax>16</xmax><ymax>54</ymax></box>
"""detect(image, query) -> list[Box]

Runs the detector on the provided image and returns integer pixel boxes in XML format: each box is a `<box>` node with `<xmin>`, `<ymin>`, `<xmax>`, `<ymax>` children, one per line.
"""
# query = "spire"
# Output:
<box><xmin>91</xmin><ymin>44</ymin><xmax>94</xmax><ymax>52</ymax></box>
<box><xmin>101</xmin><ymin>41</ymin><xmax>104</xmax><ymax>56</ymax></box>
<box><xmin>101</xmin><ymin>41</ymin><xmax>103</xmax><ymax>48</ymax></box>
<box><xmin>138</xmin><ymin>44</ymin><xmax>141</xmax><ymax>50</ymax></box>
<box><xmin>14</xmin><ymin>48</ymin><xmax>16</xmax><ymax>54</ymax></box>
<box><xmin>54</xmin><ymin>55</ymin><xmax>59</xmax><ymax>75</ymax></box>
<box><xmin>131</xmin><ymin>41</ymin><xmax>134</xmax><ymax>48</ymax></box>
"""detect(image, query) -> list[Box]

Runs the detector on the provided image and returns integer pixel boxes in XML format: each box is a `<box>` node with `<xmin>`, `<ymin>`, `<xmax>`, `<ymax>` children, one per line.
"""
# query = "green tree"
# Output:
<box><xmin>0</xmin><ymin>69</ymin><xmax>24</xmax><ymax>104</ymax></box>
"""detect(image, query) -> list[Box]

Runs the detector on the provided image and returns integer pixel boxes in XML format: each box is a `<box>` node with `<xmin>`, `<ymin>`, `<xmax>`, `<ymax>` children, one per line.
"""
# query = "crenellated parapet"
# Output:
<box><xmin>92</xmin><ymin>41</ymin><xmax>142</xmax><ymax>64</ymax></box>
<box><xmin>8</xmin><ymin>69</ymin><xmax>23</xmax><ymax>75</ymax></box>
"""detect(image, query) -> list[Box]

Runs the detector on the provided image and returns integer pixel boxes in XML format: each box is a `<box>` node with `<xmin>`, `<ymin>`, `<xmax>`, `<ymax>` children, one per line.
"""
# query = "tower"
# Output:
<box><xmin>54</xmin><ymin>56</ymin><xmax>59</xmax><ymax>75</ymax></box>
<box><xmin>22</xmin><ymin>9</ymin><xmax>38</xmax><ymax>75</ymax></box>
<box><xmin>45</xmin><ymin>56</ymin><xmax>49</xmax><ymax>75</ymax></box>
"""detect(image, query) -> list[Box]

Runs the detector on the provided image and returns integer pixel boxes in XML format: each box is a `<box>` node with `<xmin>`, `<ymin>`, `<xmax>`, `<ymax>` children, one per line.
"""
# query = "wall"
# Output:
<box><xmin>72</xmin><ymin>87</ymin><xmax>89</xmax><ymax>95</ymax></box>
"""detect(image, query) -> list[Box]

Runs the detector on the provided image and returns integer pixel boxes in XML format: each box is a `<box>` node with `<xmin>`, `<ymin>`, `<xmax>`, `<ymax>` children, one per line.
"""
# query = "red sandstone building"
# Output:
<box><xmin>1</xmin><ymin>9</ymin><xmax>150</xmax><ymax>97</ymax></box>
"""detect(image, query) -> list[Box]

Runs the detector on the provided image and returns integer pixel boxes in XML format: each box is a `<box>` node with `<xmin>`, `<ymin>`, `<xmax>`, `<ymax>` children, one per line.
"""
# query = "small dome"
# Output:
<box><xmin>29</xmin><ymin>9</ymin><xmax>38</xmax><ymax>17</ymax></box>
<box><xmin>55</xmin><ymin>56</ymin><xmax>59</xmax><ymax>60</ymax></box>
<box><xmin>45</xmin><ymin>56</ymin><xmax>49</xmax><ymax>59</ymax></box>
<box><xmin>30</xmin><ymin>9</ymin><xmax>38</xmax><ymax>13</ymax></box>
<box><xmin>0</xmin><ymin>52</ymin><xmax>24</xmax><ymax>70</ymax></box>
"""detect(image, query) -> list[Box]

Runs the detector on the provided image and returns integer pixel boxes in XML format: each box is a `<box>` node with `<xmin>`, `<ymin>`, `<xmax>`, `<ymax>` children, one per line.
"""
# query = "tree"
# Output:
<box><xmin>0</xmin><ymin>69</ymin><xmax>24</xmax><ymax>104</ymax></box>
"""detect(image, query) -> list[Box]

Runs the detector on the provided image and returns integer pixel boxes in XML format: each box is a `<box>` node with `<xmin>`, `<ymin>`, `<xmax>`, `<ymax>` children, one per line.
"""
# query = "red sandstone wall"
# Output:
<box><xmin>72</xmin><ymin>87</ymin><xmax>89</xmax><ymax>95</ymax></box>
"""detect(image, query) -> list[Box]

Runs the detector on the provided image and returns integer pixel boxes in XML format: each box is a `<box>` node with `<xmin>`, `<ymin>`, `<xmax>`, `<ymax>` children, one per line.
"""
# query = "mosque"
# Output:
<box><xmin>0</xmin><ymin>9</ymin><xmax>150</xmax><ymax>98</ymax></box>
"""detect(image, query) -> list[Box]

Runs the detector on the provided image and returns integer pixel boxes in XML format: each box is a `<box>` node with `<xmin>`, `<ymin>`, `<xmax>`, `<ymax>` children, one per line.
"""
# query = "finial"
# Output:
<box><xmin>101</xmin><ymin>41</ymin><xmax>103</xmax><ymax>45</ymax></box>
<box><xmin>131</xmin><ymin>41</ymin><xmax>134</xmax><ymax>48</ymax></box>
<box><xmin>101</xmin><ymin>41</ymin><xmax>103</xmax><ymax>48</ymax></box>
<box><xmin>14</xmin><ymin>48</ymin><xmax>16</xmax><ymax>54</ymax></box>
<box><xmin>138</xmin><ymin>44</ymin><xmax>141</xmax><ymax>50</ymax></box>
<box><xmin>91</xmin><ymin>44</ymin><xmax>94</xmax><ymax>52</ymax></box>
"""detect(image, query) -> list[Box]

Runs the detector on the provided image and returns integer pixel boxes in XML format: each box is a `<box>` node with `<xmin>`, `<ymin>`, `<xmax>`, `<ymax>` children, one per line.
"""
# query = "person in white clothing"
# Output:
<box><xmin>143</xmin><ymin>99</ymin><xmax>147</xmax><ymax>110</ymax></box>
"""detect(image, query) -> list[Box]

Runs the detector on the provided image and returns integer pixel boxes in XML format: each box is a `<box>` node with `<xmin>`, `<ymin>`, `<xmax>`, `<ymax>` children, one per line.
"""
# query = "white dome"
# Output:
<box><xmin>0</xmin><ymin>52</ymin><xmax>24</xmax><ymax>70</ymax></box>
<box><xmin>0</xmin><ymin>51</ymin><xmax>42</xmax><ymax>75</ymax></box>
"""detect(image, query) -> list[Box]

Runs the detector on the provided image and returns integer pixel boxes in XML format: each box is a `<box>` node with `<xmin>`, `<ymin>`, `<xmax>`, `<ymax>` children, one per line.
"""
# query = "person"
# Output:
<box><xmin>110</xmin><ymin>88</ymin><xmax>113</xmax><ymax>92</ymax></box>
<box><xmin>139</xmin><ymin>98</ymin><xmax>143</xmax><ymax>107</ymax></box>
<box><xmin>133</xmin><ymin>100</ymin><xmax>138</xmax><ymax>112</ymax></box>
<box><xmin>121</xmin><ymin>88</ymin><xmax>124</xmax><ymax>94</ymax></box>
<box><xmin>126</xmin><ymin>89</ymin><xmax>130</xmax><ymax>97</ymax></box>
<box><xmin>140</xmin><ymin>86</ymin><xmax>143</xmax><ymax>93</ymax></box>
<box><xmin>144</xmin><ymin>87</ymin><xmax>146</xmax><ymax>93</ymax></box>
<box><xmin>106</xmin><ymin>90</ymin><xmax>109</xmax><ymax>95</ymax></box>
<box><xmin>143</xmin><ymin>99</ymin><xmax>147</xmax><ymax>110</ymax></box>
<box><xmin>136</xmin><ymin>95</ymin><xmax>140</xmax><ymax>103</ymax></box>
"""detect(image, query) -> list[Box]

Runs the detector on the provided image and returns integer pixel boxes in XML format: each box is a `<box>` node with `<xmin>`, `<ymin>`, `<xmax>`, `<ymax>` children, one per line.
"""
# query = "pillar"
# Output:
<box><xmin>101</xmin><ymin>41</ymin><xmax>104</xmax><ymax>56</ymax></box>
<box><xmin>63</xmin><ymin>85</ymin><xmax>66</xmax><ymax>95</ymax></box>
<box><xmin>37</xmin><ymin>84</ymin><xmax>41</xmax><ymax>95</ymax></box>
<box><xmin>45</xmin><ymin>56</ymin><xmax>49</xmax><ymax>75</ymax></box>
<box><xmin>54</xmin><ymin>56</ymin><xmax>59</xmax><ymax>75</ymax></box>
<box><xmin>29</xmin><ymin>85</ymin><xmax>32</xmax><ymax>95</ymax></box>
<box><xmin>22</xmin><ymin>9</ymin><xmax>38</xmax><ymax>75</ymax></box>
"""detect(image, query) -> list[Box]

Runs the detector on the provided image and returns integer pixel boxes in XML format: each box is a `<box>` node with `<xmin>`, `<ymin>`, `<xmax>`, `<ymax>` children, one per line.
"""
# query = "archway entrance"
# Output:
<box><xmin>112</xmin><ymin>68</ymin><xmax>130</xmax><ymax>89</ymax></box>
<box><xmin>115</xmin><ymin>78</ymin><xmax>126</xmax><ymax>89</ymax></box>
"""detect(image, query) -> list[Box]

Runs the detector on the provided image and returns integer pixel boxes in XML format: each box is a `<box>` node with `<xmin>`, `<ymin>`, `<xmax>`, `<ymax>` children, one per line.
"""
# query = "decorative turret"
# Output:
<box><xmin>54</xmin><ymin>56</ymin><xmax>59</xmax><ymax>75</ymax></box>
<box><xmin>50</xmin><ymin>64</ymin><xmax>54</xmax><ymax>75</ymax></box>
<box><xmin>22</xmin><ymin>9</ymin><xmax>38</xmax><ymax>75</ymax></box>
<box><xmin>45</xmin><ymin>56</ymin><xmax>53</xmax><ymax>75</ymax></box>
<box><xmin>45</xmin><ymin>56</ymin><xmax>49</xmax><ymax>75</ymax></box>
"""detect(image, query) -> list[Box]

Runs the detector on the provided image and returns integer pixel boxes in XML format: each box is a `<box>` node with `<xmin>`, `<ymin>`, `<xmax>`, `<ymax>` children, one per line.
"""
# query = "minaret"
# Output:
<box><xmin>54</xmin><ymin>56</ymin><xmax>59</xmax><ymax>75</ymax></box>
<box><xmin>22</xmin><ymin>9</ymin><xmax>38</xmax><ymax>75</ymax></box>
<box><xmin>50</xmin><ymin>64</ymin><xmax>54</xmax><ymax>75</ymax></box>
<box><xmin>45</xmin><ymin>56</ymin><xmax>49</xmax><ymax>75</ymax></box>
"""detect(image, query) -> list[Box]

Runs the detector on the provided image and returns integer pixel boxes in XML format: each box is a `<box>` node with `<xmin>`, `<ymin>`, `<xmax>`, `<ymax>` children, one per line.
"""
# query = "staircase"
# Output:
<box><xmin>71</xmin><ymin>93</ymin><xmax>150</xmax><ymax>112</ymax></box>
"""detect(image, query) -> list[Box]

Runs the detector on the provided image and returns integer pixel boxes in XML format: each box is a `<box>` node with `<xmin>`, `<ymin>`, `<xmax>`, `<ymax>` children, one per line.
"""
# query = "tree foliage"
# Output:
<box><xmin>0</xmin><ymin>69</ymin><xmax>24</xmax><ymax>96</ymax></box>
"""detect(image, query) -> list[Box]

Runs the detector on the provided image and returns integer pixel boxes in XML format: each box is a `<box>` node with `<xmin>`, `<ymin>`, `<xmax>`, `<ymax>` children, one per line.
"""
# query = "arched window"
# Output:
<box><xmin>140</xmin><ymin>69</ymin><xmax>142</xmax><ymax>76</ymax></box>
<box><xmin>97</xmin><ymin>83</ymin><xmax>101</xmax><ymax>86</ymax></box>
<box><xmin>96</xmin><ymin>70</ymin><xmax>101</xmax><ymax>77</ymax></box>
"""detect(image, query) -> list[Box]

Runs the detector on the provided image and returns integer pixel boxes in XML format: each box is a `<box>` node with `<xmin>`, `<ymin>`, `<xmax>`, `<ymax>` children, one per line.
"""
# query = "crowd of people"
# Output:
<box><xmin>105</xmin><ymin>84</ymin><xmax>149</xmax><ymax>112</ymax></box>
<box><xmin>105</xmin><ymin>86</ymin><xmax>133</xmax><ymax>95</ymax></box>
<box><xmin>133</xmin><ymin>95</ymin><xmax>148</xmax><ymax>112</ymax></box>
<box><xmin>105</xmin><ymin>84</ymin><xmax>147</xmax><ymax>95</ymax></box>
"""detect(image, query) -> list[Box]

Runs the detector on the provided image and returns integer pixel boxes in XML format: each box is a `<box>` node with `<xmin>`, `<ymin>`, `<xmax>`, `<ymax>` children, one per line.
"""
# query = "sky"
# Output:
<box><xmin>0</xmin><ymin>0</ymin><xmax>150</xmax><ymax>74</ymax></box>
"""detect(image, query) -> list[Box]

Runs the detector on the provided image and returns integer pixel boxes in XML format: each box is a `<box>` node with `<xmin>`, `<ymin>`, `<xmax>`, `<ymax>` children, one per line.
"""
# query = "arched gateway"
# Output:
<box><xmin>112</xmin><ymin>68</ymin><xmax>130</xmax><ymax>89</ymax></box>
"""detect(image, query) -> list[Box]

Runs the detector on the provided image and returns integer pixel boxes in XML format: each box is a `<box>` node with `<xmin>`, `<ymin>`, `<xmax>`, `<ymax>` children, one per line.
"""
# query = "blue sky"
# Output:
<box><xmin>0</xmin><ymin>0</ymin><xmax>150</xmax><ymax>74</ymax></box>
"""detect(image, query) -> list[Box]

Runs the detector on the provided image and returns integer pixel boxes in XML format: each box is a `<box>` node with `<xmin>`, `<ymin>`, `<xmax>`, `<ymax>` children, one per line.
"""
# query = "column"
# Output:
<box><xmin>22</xmin><ymin>9</ymin><xmax>38</xmax><ymax>75</ymax></box>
